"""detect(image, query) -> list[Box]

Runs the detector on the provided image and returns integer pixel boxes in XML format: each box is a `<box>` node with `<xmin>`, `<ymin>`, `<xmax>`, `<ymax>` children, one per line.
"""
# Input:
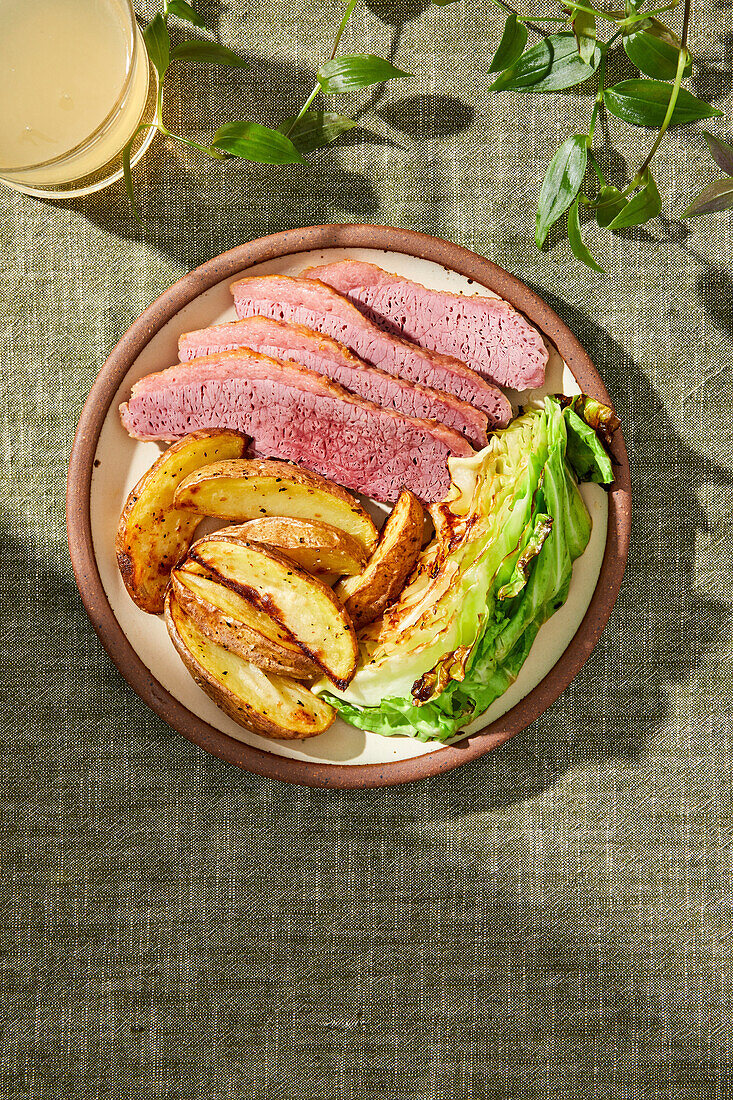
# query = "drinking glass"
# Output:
<box><xmin>0</xmin><ymin>0</ymin><xmax>157</xmax><ymax>197</ymax></box>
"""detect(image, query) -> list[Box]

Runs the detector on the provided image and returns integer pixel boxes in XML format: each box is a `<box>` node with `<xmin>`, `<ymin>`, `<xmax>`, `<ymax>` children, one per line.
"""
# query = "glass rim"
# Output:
<box><xmin>0</xmin><ymin>0</ymin><xmax>140</xmax><ymax>175</ymax></box>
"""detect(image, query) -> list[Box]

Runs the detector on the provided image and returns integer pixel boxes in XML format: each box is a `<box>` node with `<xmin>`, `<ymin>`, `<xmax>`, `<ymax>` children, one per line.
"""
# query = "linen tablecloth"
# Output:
<box><xmin>2</xmin><ymin>1</ymin><xmax>732</xmax><ymax>1096</ymax></box>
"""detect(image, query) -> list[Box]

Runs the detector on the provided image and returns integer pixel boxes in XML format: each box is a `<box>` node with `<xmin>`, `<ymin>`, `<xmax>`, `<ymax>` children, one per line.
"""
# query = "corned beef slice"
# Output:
<box><xmin>229</xmin><ymin>275</ymin><xmax>511</xmax><ymax>423</ymax></box>
<box><xmin>178</xmin><ymin>316</ymin><xmax>494</xmax><ymax>447</ymax></box>
<box><xmin>119</xmin><ymin>349</ymin><xmax>473</xmax><ymax>503</ymax></box>
<box><xmin>302</xmin><ymin>260</ymin><xmax>548</xmax><ymax>390</ymax></box>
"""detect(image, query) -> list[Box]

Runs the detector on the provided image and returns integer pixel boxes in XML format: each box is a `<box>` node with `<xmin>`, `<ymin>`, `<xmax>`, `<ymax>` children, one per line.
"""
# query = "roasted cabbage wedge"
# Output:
<box><xmin>335</xmin><ymin>489</ymin><xmax>425</xmax><ymax>628</ymax></box>
<box><xmin>171</xmin><ymin>561</ymin><xmax>318</xmax><ymax>679</ymax></box>
<box><xmin>320</xmin><ymin>396</ymin><xmax>617</xmax><ymax>743</ymax></box>
<box><xmin>116</xmin><ymin>428</ymin><xmax>248</xmax><ymax>613</ymax></box>
<box><xmin>164</xmin><ymin>591</ymin><xmax>335</xmax><ymax>740</ymax></box>
<box><xmin>238</xmin><ymin>517</ymin><xmax>368</xmax><ymax>577</ymax></box>
<box><xmin>173</xmin><ymin>459</ymin><xmax>379</xmax><ymax>554</ymax></box>
<box><xmin>189</xmin><ymin>531</ymin><xmax>358</xmax><ymax>689</ymax></box>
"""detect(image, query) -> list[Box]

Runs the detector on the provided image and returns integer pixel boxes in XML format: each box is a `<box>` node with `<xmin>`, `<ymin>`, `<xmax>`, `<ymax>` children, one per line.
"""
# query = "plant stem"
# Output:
<box><xmin>164</xmin><ymin>129</ymin><xmax>223</xmax><ymax>156</ymax></box>
<box><xmin>565</xmin><ymin>2</ymin><xmax>626</xmax><ymax>21</ymax></box>
<box><xmin>622</xmin><ymin>1</ymin><xmax>679</xmax><ymax>24</ymax></box>
<box><xmin>629</xmin><ymin>0</ymin><xmax>691</xmax><ymax>188</ymax></box>
<box><xmin>587</xmin><ymin>50</ymin><xmax>606</xmax><ymax>144</ymax></box>
<box><xmin>646</xmin><ymin>1</ymin><xmax>681</xmax><ymax>13</ymax></box>
<box><xmin>490</xmin><ymin>0</ymin><xmax>546</xmax><ymax>36</ymax></box>
<box><xmin>330</xmin><ymin>0</ymin><xmax>359</xmax><ymax>60</ymax></box>
<box><xmin>128</xmin><ymin>120</ymin><xmax>156</xmax><ymax>149</ymax></box>
<box><xmin>287</xmin><ymin>85</ymin><xmax>321</xmax><ymax>132</ymax></box>
<box><xmin>285</xmin><ymin>0</ymin><xmax>359</xmax><ymax>136</ymax></box>
<box><xmin>588</xmin><ymin>149</ymin><xmax>607</xmax><ymax>186</ymax></box>
<box><xmin>155</xmin><ymin>73</ymin><xmax>165</xmax><ymax>128</ymax></box>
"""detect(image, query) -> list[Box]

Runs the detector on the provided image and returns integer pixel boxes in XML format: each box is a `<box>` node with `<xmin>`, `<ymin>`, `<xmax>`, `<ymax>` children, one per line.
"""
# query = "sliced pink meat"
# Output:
<box><xmin>229</xmin><ymin>274</ymin><xmax>511</xmax><ymax>421</ymax></box>
<box><xmin>302</xmin><ymin>259</ymin><xmax>548</xmax><ymax>390</ymax></box>
<box><xmin>119</xmin><ymin>349</ymin><xmax>473</xmax><ymax>503</ymax></box>
<box><xmin>178</xmin><ymin>315</ymin><xmax>496</xmax><ymax>448</ymax></box>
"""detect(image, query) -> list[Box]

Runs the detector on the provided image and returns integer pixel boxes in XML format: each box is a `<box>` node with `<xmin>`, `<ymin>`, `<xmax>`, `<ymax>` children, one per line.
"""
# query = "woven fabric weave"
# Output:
<box><xmin>2</xmin><ymin>2</ymin><xmax>733</xmax><ymax>1097</ymax></box>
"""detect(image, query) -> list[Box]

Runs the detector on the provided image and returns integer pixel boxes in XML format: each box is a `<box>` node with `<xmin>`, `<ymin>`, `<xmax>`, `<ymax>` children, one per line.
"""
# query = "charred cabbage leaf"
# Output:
<box><xmin>319</xmin><ymin>396</ymin><xmax>616</xmax><ymax>742</ymax></box>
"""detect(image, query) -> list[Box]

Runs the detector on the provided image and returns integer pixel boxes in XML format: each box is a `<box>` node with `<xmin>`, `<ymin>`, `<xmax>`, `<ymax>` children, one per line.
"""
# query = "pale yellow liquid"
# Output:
<box><xmin>0</xmin><ymin>0</ymin><xmax>150</xmax><ymax>186</ymax></box>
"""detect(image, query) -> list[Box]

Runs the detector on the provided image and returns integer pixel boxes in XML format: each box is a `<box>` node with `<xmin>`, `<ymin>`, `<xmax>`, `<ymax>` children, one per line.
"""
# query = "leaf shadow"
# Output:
<box><xmin>214</xmin><ymin>847</ymin><xmax>733</xmax><ymax>1100</ymax></box>
<box><xmin>695</xmin><ymin>260</ymin><xmax>733</xmax><ymax>342</ymax></box>
<box><xmin>595</xmin><ymin>119</ymin><xmax>631</xmax><ymax>190</ymax></box>
<box><xmin>376</xmin><ymin>93</ymin><xmax>475</xmax><ymax>139</ymax></box>
<box><xmin>7</xmin><ymin>507</ymin><xmax>733</xmax><ymax>1097</ymax></box>
<box><xmin>602</xmin><ymin>40</ymin><xmax>644</xmax><ymax>87</ymax></box>
<box><xmin>364</xmin><ymin>0</ymin><xmax>433</xmax><ymax>26</ymax></box>
<box><xmin>1</xmin><ymin>527</ymin><xmax>165</xmax><ymax>784</ymax></box>
<box><xmin>690</xmin><ymin>32</ymin><xmax>733</xmax><ymax>102</ymax></box>
<box><xmin>58</xmin><ymin>54</ymin><xmax>383</xmax><ymax>270</ymax></box>
<box><xmin>178</xmin><ymin>0</ymin><xmax>225</xmax><ymax>30</ymax></box>
<box><xmin>333</xmin><ymin>125</ymin><xmax>402</xmax><ymax>150</ymax></box>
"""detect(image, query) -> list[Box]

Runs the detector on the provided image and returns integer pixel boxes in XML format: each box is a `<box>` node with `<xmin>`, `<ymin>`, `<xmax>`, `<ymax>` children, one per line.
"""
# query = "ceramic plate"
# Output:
<box><xmin>67</xmin><ymin>225</ymin><xmax>630</xmax><ymax>788</ymax></box>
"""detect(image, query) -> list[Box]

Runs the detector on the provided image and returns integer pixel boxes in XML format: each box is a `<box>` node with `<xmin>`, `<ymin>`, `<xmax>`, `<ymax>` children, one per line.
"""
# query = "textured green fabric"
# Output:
<box><xmin>2</xmin><ymin>1</ymin><xmax>733</xmax><ymax>1097</ymax></box>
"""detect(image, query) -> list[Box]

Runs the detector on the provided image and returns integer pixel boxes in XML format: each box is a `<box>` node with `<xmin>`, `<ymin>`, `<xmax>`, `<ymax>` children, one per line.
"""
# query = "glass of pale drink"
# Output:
<box><xmin>0</xmin><ymin>0</ymin><xmax>156</xmax><ymax>196</ymax></box>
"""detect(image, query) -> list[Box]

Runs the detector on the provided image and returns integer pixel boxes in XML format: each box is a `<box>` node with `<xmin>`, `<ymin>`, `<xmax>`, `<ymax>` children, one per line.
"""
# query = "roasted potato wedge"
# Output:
<box><xmin>226</xmin><ymin>517</ymin><xmax>368</xmax><ymax>577</ymax></box>
<box><xmin>115</xmin><ymin>429</ymin><xmax>248</xmax><ymax>613</ymax></box>
<box><xmin>335</xmin><ymin>489</ymin><xmax>425</xmax><ymax>628</ymax></box>
<box><xmin>173</xmin><ymin>459</ymin><xmax>378</xmax><ymax>555</ymax></box>
<box><xmin>189</xmin><ymin>532</ymin><xmax>358</xmax><ymax>689</ymax></box>
<box><xmin>164</xmin><ymin>591</ymin><xmax>335</xmax><ymax>740</ymax></box>
<box><xmin>171</xmin><ymin>562</ymin><xmax>318</xmax><ymax>680</ymax></box>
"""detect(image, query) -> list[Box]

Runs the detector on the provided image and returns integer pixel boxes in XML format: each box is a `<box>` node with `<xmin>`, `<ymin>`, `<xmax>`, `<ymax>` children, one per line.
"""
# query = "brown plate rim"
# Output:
<box><xmin>66</xmin><ymin>223</ymin><xmax>631</xmax><ymax>789</ymax></box>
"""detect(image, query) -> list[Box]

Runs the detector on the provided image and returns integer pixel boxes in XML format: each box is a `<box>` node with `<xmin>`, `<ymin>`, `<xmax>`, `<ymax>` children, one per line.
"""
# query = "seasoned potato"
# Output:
<box><xmin>171</xmin><ymin>562</ymin><xmax>318</xmax><ymax>680</ymax></box>
<box><xmin>226</xmin><ymin>517</ymin><xmax>368</xmax><ymax>577</ymax></box>
<box><xmin>164</xmin><ymin>591</ymin><xmax>335</xmax><ymax>740</ymax></box>
<box><xmin>173</xmin><ymin>459</ymin><xmax>378</xmax><ymax>555</ymax></box>
<box><xmin>115</xmin><ymin>429</ymin><xmax>248</xmax><ymax>614</ymax></box>
<box><xmin>190</xmin><ymin>532</ymin><xmax>358</xmax><ymax>689</ymax></box>
<box><xmin>335</xmin><ymin>489</ymin><xmax>425</xmax><ymax>628</ymax></box>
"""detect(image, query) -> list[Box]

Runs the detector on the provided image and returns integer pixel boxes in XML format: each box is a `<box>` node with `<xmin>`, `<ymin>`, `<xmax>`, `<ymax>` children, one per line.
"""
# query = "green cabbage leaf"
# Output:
<box><xmin>319</xmin><ymin>396</ymin><xmax>617</xmax><ymax>743</ymax></box>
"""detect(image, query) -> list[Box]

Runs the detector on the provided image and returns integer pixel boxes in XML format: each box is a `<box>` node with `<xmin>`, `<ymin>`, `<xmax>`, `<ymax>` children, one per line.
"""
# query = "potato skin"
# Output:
<box><xmin>116</xmin><ymin>429</ymin><xmax>248</xmax><ymax>614</ymax></box>
<box><xmin>236</xmin><ymin>517</ymin><xmax>368</xmax><ymax>576</ymax></box>
<box><xmin>189</xmin><ymin>532</ymin><xmax>358</xmax><ymax>689</ymax></box>
<box><xmin>173</xmin><ymin>458</ymin><xmax>379</xmax><ymax>554</ymax></box>
<box><xmin>335</xmin><ymin>489</ymin><xmax>425</xmax><ymax>628</ymax></box>
<box><xmin>170</xmin><ymin>569</ymin><xmax>318</xmax><ymax>680</ymax></box>
<box><xmin>164</xmin><ymin>591</ymin><xmax>335</xmax><ymax>740</ymax></box>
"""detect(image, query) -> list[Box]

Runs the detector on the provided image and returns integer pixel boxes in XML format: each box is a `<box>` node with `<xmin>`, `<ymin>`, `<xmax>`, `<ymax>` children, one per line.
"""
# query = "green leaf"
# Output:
<box><xmin>143</xmin><ymin>13</ymin><xmax>171</xmax><ymax>79</ymax></box>
<box><xmin>703</xmin><ymin>130</ymin><xmax>733</xmax><ymax>175</ymax></box>
<box><xmin>604</xmin><ymin>80</ymin><xmax>722</xmax><ymax>128</ymax></box>
<box><xmin>536</xmin><ymin>134</ymin><xmax>588</xmax><ymax>248</ymax></box>
<box><xmin>277</xmin><ymin>111</ymin><xmax>358</xmax><ymax>154</ymax></box>
<box><xmin>431</xmin><ymin>0</ymin><xmax>461</xmax><ymax>5</ymax></box>
<box><xmin>165</xmin><ymin>0</ymin><xmax>205</xmax><ymax>28</ymax></box>
<box><xmin>317</xmin><ymin>55</ymin><xmax>410</xmax><ymax>93</ymax></box>
<box><xmin>170</xmin><ymin>39</ymin><xmax>249</xmax><ymax>67</ymax></box>
<box><xmin>593</xmin><ymin>184</ymin><xmax>627</xmax><ymax>227</ymax></box>
<box><xmin>489</xmin><ymin>33</ymin><xmax>601</xmax><ymax>94</ymax></box>
<box><xmin>211</xmin><ymin>121</ymin><xmax>306</xmax><ymax>164</ymax></box>
<box><xmin>682</xmin><ymin>178</ymin><xmax>733</xmax><ymax>218</ymax></box>
<box><xmin>568</xmin><ymin>199</ymin><xmax>604</xmax><ymax>272</ymax></box>
<box><xmin>606</xmin><ymin>171</ymin><xmax>661</xmax><ymax>229</ymax></box>
<box><xmin>623</xmin><ymin>24</ymin><xmax>692</xmax><ymax>81</ymax></box>
<box><xmin>488</xmin><ymin>13</ymin><xmax>528</xmax><ymax>74</ymax></box>
<box><xmin>573</xmin><ymin>10</ymin><xmax>596</xmax><ymax>66</ymax></box>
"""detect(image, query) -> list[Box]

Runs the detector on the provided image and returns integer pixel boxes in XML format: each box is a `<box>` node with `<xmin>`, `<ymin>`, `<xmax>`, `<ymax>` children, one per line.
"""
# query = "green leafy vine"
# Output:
<box><xmin>123</xmin><ymin>0</ymin><xmax>444</xmax><ymax>220</ymax></box>
<box><xmin>487</xmin><ymin>0</ymin><xmax>730</xmax><ymax>270</ymax></box>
